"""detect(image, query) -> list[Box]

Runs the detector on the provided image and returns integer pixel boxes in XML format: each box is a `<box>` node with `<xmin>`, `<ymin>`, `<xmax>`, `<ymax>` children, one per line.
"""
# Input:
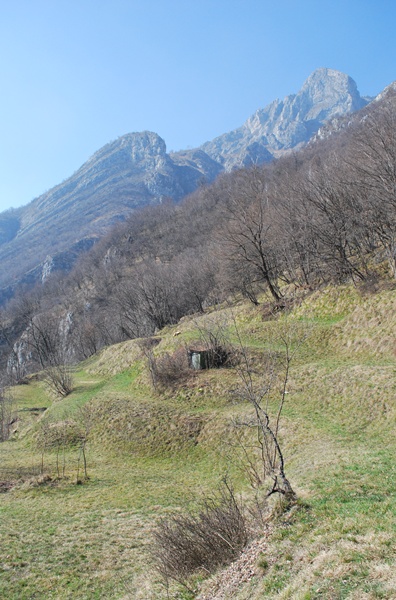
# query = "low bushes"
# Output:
<box><xmin>152</xmin><ymin>480</ymin><xmax>248</xmax><ymax>589</ymax></box>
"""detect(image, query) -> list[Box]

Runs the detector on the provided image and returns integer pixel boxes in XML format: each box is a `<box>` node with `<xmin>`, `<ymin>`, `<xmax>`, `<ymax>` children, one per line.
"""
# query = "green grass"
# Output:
<box><xmin>1</xmin><ymin>284</ymin><xmax>396</xmax><ymax>598</ymax></box>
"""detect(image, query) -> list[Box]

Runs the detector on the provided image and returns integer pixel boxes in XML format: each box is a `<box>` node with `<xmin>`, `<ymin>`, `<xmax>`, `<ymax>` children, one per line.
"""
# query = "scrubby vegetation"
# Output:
<box><xmin>152</xmin><ymin>479</ymin><xmax>248</xmax><ymax>592</ymax></box>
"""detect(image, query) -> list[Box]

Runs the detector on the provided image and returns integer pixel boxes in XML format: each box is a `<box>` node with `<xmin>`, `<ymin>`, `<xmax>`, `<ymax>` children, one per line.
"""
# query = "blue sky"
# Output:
<box><xmin>0</xmin><ymin>0</ymin><xmax>395</xmax><ymax>212</ymax></box>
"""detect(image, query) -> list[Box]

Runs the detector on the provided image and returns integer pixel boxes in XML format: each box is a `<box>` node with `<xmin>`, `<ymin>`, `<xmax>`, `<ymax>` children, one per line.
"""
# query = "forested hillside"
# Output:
<box><xmin>0</xmin><ymin>68</ymin><xmax>368</xmax><ymax>300</ymax></box>
<box><xmin>1</xmin><ymin>85</ymin><xmax>395</xmax><ymax>385</ymax></box>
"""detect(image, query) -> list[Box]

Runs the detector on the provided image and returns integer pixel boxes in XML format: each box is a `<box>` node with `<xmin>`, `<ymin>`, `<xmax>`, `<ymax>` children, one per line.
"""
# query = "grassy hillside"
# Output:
<box><xmin>1</xmin><ymin>284</ymin><xmax>395</xmax><ymax>599</ymax></box>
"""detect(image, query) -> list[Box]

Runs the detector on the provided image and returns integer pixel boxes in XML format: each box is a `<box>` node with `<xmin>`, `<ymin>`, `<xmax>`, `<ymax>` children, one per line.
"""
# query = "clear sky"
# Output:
<box><xmin>0</xmin><ymin>0</ymin><xmax>395</xmax><ymax>213</ymax></box>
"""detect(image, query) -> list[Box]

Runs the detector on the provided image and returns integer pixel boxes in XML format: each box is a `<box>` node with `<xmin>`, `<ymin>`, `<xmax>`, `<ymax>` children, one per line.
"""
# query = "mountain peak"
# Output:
<box><xmin>374</xmin><ymin>80</ymin><xmax>396</xmax><ymax>102</ymax></box>
<box><xmin>300</xmin><ymin>68</ymin><xmax>365</xmax><ymax>113</ymax></box>
<box><xmin>201</xmin><ymin>68</ymin><xmax>368</xmax><ymax>168</ymax></box>
<box><xmin>85</xmin><ymin>131</ymin><xmax>167</xmax><ymax>169</ymax></box>
<box><xmin>304</xmin><ymin>67</ymin><xmax>353</xmax><ymax>85</ymax></box>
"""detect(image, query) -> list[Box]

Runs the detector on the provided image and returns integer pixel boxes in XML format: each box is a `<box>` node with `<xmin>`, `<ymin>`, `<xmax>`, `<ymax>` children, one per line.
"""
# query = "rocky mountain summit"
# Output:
<box><xmin>0</xmin><ymin>132</ymin><xmax>223</xmax><ymax>301</ymax></box>
<box><xmin>200</xmin><ymin>68</ymin><xmax>369</xmax><ymax>170</ymax></box>
<box><xmin>0</xmin><ymin>68</ymin><xmax>372</xmax><ymax>299</ymax></box>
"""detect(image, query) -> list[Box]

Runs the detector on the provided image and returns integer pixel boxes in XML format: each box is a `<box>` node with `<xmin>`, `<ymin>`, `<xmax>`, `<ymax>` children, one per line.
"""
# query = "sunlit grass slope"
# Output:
<box><xmin>1</xmin><ymin>284</ymin><xmax>395</xmax><ymax>599</ymax></box>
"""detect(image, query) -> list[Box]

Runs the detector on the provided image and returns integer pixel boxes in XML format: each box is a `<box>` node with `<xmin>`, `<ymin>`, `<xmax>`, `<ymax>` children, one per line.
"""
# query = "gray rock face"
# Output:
<box><xmin>201</xmin><ymin>68</ymin><xmax>368</xmax><ymax>170</ymax></box>
<box><xmin>0</xmin><ymin>131</ymin><xmax>223</xmax><ymax>293</ymax></box>
<box><xmin>0</xmin><ymin>69</ymin><xmax>372</xmax><ymax>296</ymax></box>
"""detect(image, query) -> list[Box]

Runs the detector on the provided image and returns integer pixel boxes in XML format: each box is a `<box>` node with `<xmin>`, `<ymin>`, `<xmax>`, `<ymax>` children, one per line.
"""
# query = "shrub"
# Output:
<box><xmin>152</xmin><ymin>480</ymin><xmax>248</xmax><ymax>588</ymax></box>
<box><xmin>44</xmin><ymin>364</ymin><xmax>74</xmax><ymax>397</ymax></box>
<box><xmin>149</xmin><ymin>347</ymin><xmax>193</xmax><ymax>390</ymax></box>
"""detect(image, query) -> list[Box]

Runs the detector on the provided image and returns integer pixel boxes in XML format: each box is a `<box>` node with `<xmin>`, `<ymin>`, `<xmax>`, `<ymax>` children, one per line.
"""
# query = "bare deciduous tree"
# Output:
<box><xmin>298</xmin><ymin>160</ymin><xmax>368</xmax><ymax>283</ymax></box>
<box><xmin>349</xmin><ymin>93</ymin><xmax>396</xmax><ymax>277</ymax></box>
<box><xmin>219</xmin><ymin>168</ymin><xmax>283</xmax><ymax>303</ymax></box>
<box><xmin>27</xmin><ymin>314</ymin><xmax>74</xmax><ymax>397</ymax></box>
<box><xmin>230</xmin><ymin>319</ymin><xmax>310</xmax><ymax>501</ymax></box>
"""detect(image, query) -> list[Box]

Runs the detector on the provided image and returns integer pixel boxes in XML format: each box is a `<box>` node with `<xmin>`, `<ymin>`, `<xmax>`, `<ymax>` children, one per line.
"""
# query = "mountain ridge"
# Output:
<box><xmin>0</xmin><ymin>68</ymin><xmax>375</xmax><ymax>298</ymax></box>
<box><xmin>200</xmin><ymin>68</ymin><xmax>369</xmax><ymax>169</ymax></box>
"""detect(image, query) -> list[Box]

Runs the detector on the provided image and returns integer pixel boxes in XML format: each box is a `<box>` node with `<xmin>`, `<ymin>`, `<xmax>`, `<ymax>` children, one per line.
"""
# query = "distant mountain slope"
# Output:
<box><xmin>0</xmin><ymin>68</ymin><xmax>372</xmax><ymax>298</ymax></box>
<box><xmin>0</xmin><ymin>132</ymin><xmax>222</xmax><ymax>299</ymax></box>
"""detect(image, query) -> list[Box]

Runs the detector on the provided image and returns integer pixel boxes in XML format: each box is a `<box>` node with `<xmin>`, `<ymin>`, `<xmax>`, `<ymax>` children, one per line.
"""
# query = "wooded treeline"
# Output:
<box><xmin>1</xmin><ymin>89</ymin><xmax>396</xmax><ymax>384</ymax></box>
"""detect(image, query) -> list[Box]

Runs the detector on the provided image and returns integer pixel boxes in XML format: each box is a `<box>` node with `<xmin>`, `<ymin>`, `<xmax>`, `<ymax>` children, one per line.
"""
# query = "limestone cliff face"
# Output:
<box><xmin>0</xmin><ymin>69</ymin><xmax>372</xmax><ymax>297</ymax></box>
<box><xmin>200</xmin><ymin>68</ymin><xmax>368</xmax><ymax>169</ymax></box>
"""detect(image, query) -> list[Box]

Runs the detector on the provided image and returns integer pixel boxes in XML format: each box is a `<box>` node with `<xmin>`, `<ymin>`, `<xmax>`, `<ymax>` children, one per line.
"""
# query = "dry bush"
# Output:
<box><xmin>192</xmin><ymin>314</ymin><xmax>236</xmax><ymax>369</ymax></box>
<box><xmin>151</xmin><ymin>480</ymin><xmax>248</xmax><ymax>590</ymax></box>
<box><xmin>44</xmin><ymin>364</ymin><xmax>74</xmax><ymax>397</ymax></box>
<box><xmin>149</xmin><ymin>347</ymin><xmax>193</xmax><ymax>390</ymax></box>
